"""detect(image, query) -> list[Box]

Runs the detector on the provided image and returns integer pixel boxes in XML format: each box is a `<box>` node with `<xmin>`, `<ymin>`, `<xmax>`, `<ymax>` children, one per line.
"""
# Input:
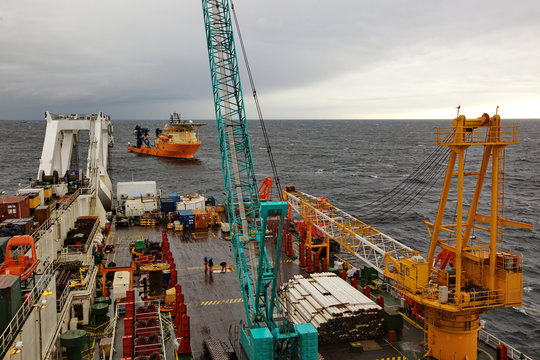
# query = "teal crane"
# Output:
<box><xmin>201</xmin><ymin>1</ymin><xmax>318</xmax><ymax>359</ymax></box>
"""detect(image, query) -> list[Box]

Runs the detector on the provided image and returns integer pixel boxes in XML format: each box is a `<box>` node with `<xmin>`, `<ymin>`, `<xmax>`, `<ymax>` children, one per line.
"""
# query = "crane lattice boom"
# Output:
<box><xmin>284</xmin><ymin>190</ymin><xmax>416</xmax><ymax>273</ymax></box>
<box><xmin>201</xmin><ymin>1</ymin><xmax>318</xmax><ymax>359</ymax></box>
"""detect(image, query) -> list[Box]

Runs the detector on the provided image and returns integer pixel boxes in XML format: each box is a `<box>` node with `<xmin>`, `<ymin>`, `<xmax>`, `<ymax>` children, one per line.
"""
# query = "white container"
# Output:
<box><xmin>125</xmin><ymin>198</ymin><xmax>158</xmax><ymax>217</ymax></box>
<box><xmin>117</xmin><ymin>181</ymin><xmax>157</xmax><ymax>199</ymax></box>
<box><xmin>112</xmin><ymin>271</ymin><xmax>131</xmax><ymax>304</ymax></box>
<box><xmin>439</xmin><ymin>285</ymin><xmax>449</xmax><ymax>303</ymax></box>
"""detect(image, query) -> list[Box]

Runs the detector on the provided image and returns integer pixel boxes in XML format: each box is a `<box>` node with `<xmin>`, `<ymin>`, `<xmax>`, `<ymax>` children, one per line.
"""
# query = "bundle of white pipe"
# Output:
<box><xmin>279</xmin><ymin>272</ymin><xmax>384</xmax><ymax>344</ymax></box>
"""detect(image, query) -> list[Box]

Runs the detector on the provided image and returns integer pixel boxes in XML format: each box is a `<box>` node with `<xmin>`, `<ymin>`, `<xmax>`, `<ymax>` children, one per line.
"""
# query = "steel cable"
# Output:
<box><xmin>230</xmin><ymin>0</ymin><xmax>283</xmax><ymax>199</ymax></box>
<box><xmin>359</xmin><ymin>132</ymin><xmax>454</xmax><ymax>220</ymax></box>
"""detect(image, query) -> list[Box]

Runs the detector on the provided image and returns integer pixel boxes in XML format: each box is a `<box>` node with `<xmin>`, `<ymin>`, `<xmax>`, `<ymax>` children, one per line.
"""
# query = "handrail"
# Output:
<box><xmin>435</xmin><ymin>126</ymin><xmax>518</xmax><ymax>145</ymax></box>
<box><xmin>478</xmin><ymin>328</ymin><xmax>532</xmax><ymax>360</ymax></box>
<box><xmin>30</xmin><ymin>187</ymin><xmax>94</xmax><ymax>243</ymax></box>
<box><xmin>0</xmin><ymin>262</ymin><xmax>55</xmax><ymax>358</ymax></box>
<box><xmin>379</xmin><ymin>280</ymin><xmax>531</xmax><ymax>359</ymax></box>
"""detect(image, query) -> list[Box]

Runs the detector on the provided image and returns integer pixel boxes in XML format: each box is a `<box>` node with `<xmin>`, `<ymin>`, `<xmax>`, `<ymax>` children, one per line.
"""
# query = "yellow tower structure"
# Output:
<box><xmin>384</xmin><ymin>111</ymin><xmax>533</xmax><ymax>359</ymax></box>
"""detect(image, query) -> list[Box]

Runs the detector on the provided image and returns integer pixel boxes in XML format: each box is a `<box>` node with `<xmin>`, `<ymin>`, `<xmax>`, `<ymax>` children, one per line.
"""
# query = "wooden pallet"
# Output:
<box><xmin>140</xmin><ymin>218</ymin><xmax>156</xmax><ymax>226</ymax></box>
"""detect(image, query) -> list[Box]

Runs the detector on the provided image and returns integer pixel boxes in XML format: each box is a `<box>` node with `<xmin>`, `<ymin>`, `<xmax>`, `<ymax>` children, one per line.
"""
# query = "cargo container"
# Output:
<box><xmin>17</xmin><ymin>188</ymin><xmax>45</xmax><ymax>206</ymax></box>
<box><xmin>0</xmin><ymin>197</ymin><xmax>30</xmax><ymax>221</ymax></box>
<box><xmin>160</xmin><ymin>198</ymin><xmax>176</xmax><ymax>214</ymax></box>
<box><xmin>34</xmin><ymin>205</ymin><xmax>51</xmax><ymax>226</ymax></box>
<box><xmin>192</xmin><ymin>209</ymin><xmax>208</xmax><ymax>229</ymax></box>
<box><xmin>177</xmin><ymin>210</ymin><xmax>194</xmax><ymax>229</ymax></box>
<box><xmin>27</xmin><ymin>193</ymin><xmax>40</xmax><ymax>209</ymax></box>
<box><xmin>125</xmin><ymin>198</ymin><xmax>158</xmax><ymax>217</ymax></box>
<box><xmin>0</xmin><ymin>275</ymin><xmax>22</xmax><ymax>335</ymax></box>
<box><xmin>43</xmin><ymin>186</ymin><xmax>52</xmax><ymax>200</ymax></box>
<box><xmin>117</xmin><ymin>181</ymin><xmax>157</xmax><ymax>199</ymax></box>
<box><xmin>1</xmin><ymin>218</ymin><xmax>34</xmax><ymax>235</ymax></box>
<box><xmin>168</xmin><ymin>194</ymin><xmax>182</xmax><ymax>203</ymax></box>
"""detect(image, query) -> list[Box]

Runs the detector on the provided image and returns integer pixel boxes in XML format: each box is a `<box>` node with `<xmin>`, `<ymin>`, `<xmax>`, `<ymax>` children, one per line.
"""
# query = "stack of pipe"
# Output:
<box><xmin>279</xmin><ymin>273</ymin><xmax>384</xmax><ymax>344</ymax></box>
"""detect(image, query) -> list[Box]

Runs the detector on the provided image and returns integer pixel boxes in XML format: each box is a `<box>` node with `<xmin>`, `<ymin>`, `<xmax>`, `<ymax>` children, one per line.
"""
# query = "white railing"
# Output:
<box><xmin>0</xmin><ymin>262</ymin><xmax>55</xmax><ymax>358</ymax></box>
<box><xmin>56</xmin><ymin>282</ymin><xmax>71</xmax><ymax>313</ymax></box>
<box><xmin>30</xmin><ymin>187</ymin><xmax>93</xmax><ymax>243</ymax></box>
<box><xmin>478</xmin><ymin>328</ymin><xmax>532</xmax><ymax>360</ymax></box>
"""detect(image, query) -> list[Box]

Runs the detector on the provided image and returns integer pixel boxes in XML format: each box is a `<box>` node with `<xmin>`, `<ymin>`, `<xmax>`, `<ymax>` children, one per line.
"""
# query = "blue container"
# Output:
<box><xmin>160</xmin><ymin>198</ymin><xmax>176</xmax><ymax>213</ymax></box>
<box><xmin>168</xmin><ymin>194</ymin><xmax>182</xmax><ymax>202</ymax></box>
<box><xmin>178</xmin><ymin>210</ymin><xmax>194</xmax><ymax>229</ymax></box>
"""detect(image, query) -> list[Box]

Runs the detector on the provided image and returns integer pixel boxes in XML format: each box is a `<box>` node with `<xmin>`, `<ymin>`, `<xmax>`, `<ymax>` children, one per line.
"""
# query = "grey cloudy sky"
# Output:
<box><xmin>1</xmin><ymin>0</ymin><xmax>539</xmax><ymax>120</ymax></box>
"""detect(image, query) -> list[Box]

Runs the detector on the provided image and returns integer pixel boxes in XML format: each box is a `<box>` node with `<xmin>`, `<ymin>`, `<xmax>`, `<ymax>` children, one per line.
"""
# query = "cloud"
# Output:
<box><xmin>0</xmin><ymin>0</ymin><xmax>539</xmax><ymax>120</ymax></box>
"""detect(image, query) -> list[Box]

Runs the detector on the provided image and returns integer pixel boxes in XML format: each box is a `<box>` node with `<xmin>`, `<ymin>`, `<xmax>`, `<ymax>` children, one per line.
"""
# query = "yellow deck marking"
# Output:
<box><xmin>383</xmin><ymin>337</ymin><xmax>408</xmax><ymax>359</ymax></box>
<box><xmin>199</xmin><ymin>298</ymin><xmax>243</xmax><ymax>306</ymax></box>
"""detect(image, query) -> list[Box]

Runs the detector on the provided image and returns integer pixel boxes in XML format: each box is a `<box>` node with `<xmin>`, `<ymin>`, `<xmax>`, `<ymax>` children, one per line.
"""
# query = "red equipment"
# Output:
<box><xmin>0</xmin><ymin>235</ymin><xmax>40</xmax><ymax>281</ymax></box>
<box><xmin>257</xmin><ymin>177</ymin><xmax>273</xmax><ymax>201</ymax></box>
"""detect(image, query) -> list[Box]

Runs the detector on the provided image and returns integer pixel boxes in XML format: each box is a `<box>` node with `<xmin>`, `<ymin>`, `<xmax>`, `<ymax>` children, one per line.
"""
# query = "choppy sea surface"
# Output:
<box><xmin>0</xmin><ymin>118</ymin><xmax>539</xmax><ymax>357</ymax></box>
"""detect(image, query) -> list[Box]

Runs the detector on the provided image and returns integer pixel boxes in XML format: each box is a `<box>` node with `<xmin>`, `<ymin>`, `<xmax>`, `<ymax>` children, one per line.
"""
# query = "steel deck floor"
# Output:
<box><xmin>111</xmin><ymin>224</ymin><xmax>499</xmax><ymax>360</ymax></box>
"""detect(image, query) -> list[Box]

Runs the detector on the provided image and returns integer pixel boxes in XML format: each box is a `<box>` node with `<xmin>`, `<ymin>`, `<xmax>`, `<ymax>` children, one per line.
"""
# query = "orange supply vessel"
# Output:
<box><xmin>128</xmin><ymin>112</ymin><xmax>205</xmax><ymax>159</ymax></box>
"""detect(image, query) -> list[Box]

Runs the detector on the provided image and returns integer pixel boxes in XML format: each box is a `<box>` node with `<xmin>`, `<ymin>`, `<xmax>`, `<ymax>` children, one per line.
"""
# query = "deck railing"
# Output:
<box><xmin>30</xmin><ymin>187</ymin><xmax>93</xmax><ymax>244</ymax></box>
<box><xmin>478</xmin><ymin>328</ymin><xmax>532</xmax><ymax>360</ymax></box>
<box><xmin>0</xmin><ymin>262</ymin><xmax>55</xmax><ymax>358</ymax></box>
<box><xmin>435</xmin><ymin>126</ymin><xmax>518</xmax><ymax>145</ymax></box>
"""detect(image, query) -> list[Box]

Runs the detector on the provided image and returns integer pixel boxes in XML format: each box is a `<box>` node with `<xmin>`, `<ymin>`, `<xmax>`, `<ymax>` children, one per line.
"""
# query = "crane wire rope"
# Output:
<box><xmin>229</xmin><ymin>0</ymin><xmax>289</xmax><ymax>308</ymax></box>
<box><xmin>359</xmin><ymin>133</ymin><xmax>454</xmax><ymax>221</ymax></box>
<box><xmin>230</xmin><ymin>0</ymin><xmax>283</xmax><ymax>198</ymax></box>
<box><xmin>358</xmin><ymin>132</ymin><xmax>453</xmax><ymax>211</ymax></box>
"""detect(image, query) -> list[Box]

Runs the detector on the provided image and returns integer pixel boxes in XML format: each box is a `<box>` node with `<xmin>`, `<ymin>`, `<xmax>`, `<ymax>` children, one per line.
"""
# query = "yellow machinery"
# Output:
<box><xmin>284</xmin><ymin>111</ymin><xmax>533</xmax><ymax>360</ymax></box>
<box><xmin>69</xmin><ymin>267</ymin><xmax>88</xmax><ymax>288</ymax></box>
<box><xmin>207</xmin><ymin>206</ymin><xmax>221</xmax><ymax>227</ymax></box>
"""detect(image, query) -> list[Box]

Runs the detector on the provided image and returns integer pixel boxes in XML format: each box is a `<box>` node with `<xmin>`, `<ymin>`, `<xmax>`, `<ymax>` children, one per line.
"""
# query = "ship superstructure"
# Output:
<box><xmin>0</xmin><ymin>112</ymin><xmax>112</xmax><ymax>359</ymax></box>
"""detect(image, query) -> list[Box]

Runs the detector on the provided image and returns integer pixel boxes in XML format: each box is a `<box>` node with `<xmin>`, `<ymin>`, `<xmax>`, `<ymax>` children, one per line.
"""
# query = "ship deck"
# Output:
<box><xmin>108</xmin><ymin>223</ymin><xmax>500</xmax><ymax>360</ymax></box>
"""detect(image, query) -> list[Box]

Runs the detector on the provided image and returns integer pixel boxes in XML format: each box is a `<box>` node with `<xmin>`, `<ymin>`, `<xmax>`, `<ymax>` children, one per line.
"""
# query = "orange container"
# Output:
<box><xmin>192</xmin><ymin>209</ymin><xmax>208</xmax><ymax>229</ymax></box>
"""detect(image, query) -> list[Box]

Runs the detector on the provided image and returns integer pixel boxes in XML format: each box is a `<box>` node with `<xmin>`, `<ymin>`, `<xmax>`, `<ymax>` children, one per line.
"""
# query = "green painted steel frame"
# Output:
<box><xmin>201</xmin><ymin>2</ymin><xmax>317</xmax><ymax>359</ymax></box>
<box><xmin>202</xmin><ymin>0</ymin><xmax>264</xmax><ymax>327</ymax></box>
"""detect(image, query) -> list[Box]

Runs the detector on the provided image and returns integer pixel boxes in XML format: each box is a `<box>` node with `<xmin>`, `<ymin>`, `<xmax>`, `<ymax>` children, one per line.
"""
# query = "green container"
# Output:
<box><xmin>0</xmin><ymin>275</ymin><xmax>22</xmax><ymax>334</ymax></box>
<box><xmin>384</xmin><ymin>309</ymin><xmax>404</xmax><ymax>330</ymax></box>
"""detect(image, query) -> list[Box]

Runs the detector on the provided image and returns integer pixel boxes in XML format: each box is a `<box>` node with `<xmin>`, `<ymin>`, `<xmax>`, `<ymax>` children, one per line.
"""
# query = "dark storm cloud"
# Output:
<box><xmin>1</xmin><ymin>0</ymin><xmax>539</xmax><ymax>120</ymax></box>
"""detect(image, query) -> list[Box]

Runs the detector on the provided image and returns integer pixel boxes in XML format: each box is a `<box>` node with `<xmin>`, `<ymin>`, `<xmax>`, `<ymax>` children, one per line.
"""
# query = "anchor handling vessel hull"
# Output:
<box><xmin>128</xmin><ymin>142</ymin><xmax>201</xmax><ymax>159</ymax></box>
